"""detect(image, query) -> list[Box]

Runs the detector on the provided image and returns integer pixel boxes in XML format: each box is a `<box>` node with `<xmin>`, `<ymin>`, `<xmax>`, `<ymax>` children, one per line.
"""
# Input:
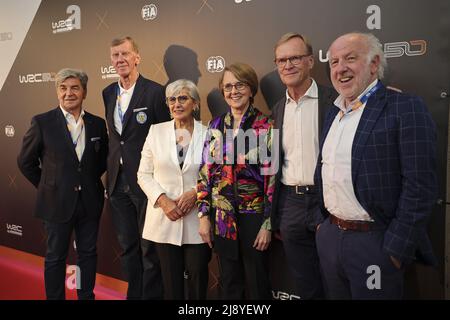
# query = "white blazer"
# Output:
<box><xmin>138</xmin><ymin>120</ymin><xmax>207</xmax><ymax>246</ymax></box>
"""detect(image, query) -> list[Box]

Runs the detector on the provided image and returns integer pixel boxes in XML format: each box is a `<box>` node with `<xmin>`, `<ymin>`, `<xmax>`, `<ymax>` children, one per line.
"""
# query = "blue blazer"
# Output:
<box><xmin>315</xmin><ymin>83</ymin><xmax>438</xmax><ymax>266</ymax></box>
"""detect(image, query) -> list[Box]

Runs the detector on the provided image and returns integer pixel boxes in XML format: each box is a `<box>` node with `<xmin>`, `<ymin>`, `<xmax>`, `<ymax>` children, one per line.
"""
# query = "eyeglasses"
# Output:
<box><xmin>167</xmin><ymin>95</ymin><xmax>191</xmax><ymax>105</ymax></box>
<box><xmin>274</xmin><ymin>54</ymin><xmax>311</xmax><ymax>68</ymax></box>
<box><xmin>223</xmin><ymin>82</ymin><xmax>248</xmax><ymax>92</ymax></box>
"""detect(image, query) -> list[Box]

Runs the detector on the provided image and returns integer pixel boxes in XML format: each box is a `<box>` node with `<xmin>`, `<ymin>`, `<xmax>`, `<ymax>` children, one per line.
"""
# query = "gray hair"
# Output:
<box><xmin>363</xmin><ymin>33</ymin><xmax>387</xmax><ymax>79</ymax></box>
<box><xmin>55</xmin><ymin>68</ymin><xmax>88</xmax><ymax>91</ymax></box>
<box><xmin>165</xmin><ymin>79</ymin><xmax>201</xmax><ymax>120</ymax></box>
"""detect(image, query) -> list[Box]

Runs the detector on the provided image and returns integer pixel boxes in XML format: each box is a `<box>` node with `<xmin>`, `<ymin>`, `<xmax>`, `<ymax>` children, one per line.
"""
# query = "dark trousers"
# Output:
<box><xmin>109</xmin><ymin>170</ymin><xmax>163</xmax><ymax>300</ymax></box>
<box><xmin>43</xmin><ymin>197</ymin><xmax>100</xmax><ymax>300</ymax></box>
<box><xmin>278</xmin><ymin>188</ymin><xmax>324</xmax><ymax>299</ymax></box>
<box><xmin>217</xmin><ymin>214</ymin><xmax>272</xmax><ymax>300</ymax></box>
<box><xmin>155</xmin><ymin>242</ymin><xmax>211</xmax><ymax>300</ymax></box>
<box><xmin>316</xmin><ymin>217</ymin><xmax>404</xmax><ymax>299</ymax></box>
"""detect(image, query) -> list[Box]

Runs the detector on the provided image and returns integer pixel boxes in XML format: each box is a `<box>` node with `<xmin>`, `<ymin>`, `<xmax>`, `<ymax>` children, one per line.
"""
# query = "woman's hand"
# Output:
<box><xmin>175</xmin><ymin>189</ymin><xmax>197</xmax><ymax>215</ymax></box>
<box><xmin>157</xmin><ymin>194</ymin><xmax>184</xmax><ymax>221</ymax></box>
<box><xmin>253</xmin><ymin>229</ymin><xmax>271</xmax><ymax>251</ymax></box>
<box><xmin>199</xmin><ymin>217</ymin><xmax>213</xmax><ymax>248</ymax></box>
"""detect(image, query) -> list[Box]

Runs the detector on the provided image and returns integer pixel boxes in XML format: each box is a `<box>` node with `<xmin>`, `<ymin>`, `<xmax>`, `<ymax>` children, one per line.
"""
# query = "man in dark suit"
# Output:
<box><xmin>102</xmin><ymin>36</ymin><xmax>170</xmax><ymax>299</ymax></box>
<box><xmin>315</xmin><ymin>32</ymin><xmax>437</xmax><ymax>299</ymax></box>
<box><xmin>271</xmin><ymin>33</ymin><xmax>337</xmax><ymax>299</ymax></box>
<box><xmin>17</xmin><ymin>68</ymin><xmax>108</xmax><ymax>300</ymax></box>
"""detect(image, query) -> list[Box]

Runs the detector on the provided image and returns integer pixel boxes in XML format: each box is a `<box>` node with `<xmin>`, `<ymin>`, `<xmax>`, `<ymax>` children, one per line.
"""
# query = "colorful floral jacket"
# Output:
<box><xmin>196</xmin><ymin>105</ymin><xmax>275</xmax><ymax>241</ymax></box>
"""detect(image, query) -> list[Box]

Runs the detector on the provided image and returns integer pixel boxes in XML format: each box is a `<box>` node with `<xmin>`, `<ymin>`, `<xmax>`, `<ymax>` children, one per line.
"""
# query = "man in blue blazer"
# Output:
<box><xmin>315</xmin><ymin>32</ymin><xmax>437</xmax><ymax>299</ymax></box>
<box><xmin>18</xmin><ymin>68</ymin><xmax>108</xmax><ymax>299</ymax></box>
<box><xmin>102</xmin><ymin>36</ymin><xmax>170</xmax><ymax>299</ymax></box>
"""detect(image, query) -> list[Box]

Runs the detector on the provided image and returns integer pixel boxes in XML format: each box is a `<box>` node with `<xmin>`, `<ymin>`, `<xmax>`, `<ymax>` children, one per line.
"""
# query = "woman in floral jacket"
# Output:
<box><xmin>197</xmin><ymin>62</ymin><xmax>275</xmax><ymax>299</ymax></box>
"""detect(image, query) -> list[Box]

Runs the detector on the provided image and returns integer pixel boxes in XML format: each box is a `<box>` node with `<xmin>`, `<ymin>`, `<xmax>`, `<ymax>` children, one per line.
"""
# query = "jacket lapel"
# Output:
<box><xmin>319</xmin><ymin>106</ymin><xmax>339</xmax><ymax>151</ymax></box>
<box><xmin>351</xmin><ymin>83</ymin><xmax>388</xmax><ymax>182</ymax></box>
<box><xmin>106</xmin><ymin>84</ymin><xmax>119</xmax><ymax>136</ymax></box>
<box><xmin>181</xmin><ymin>120</ymin><xmax>203</xmax><ymax>173</ymax></box>
<box><xmin>273</xmin><ymin>97</ymin><xmax>286</xmax><ymax>181</ymax></box>
<box><xmin>167</xmin><ymin>120</ymin><xmax>182</xmax><ymax>171</ymax></box>
<box><xmin>122</xmin><ymin>75</ymin><xmax>145</xmax><ymax>132</ymax></box>
<box><xmin>56</xmin><ymin>107</ymin><xmax>80</xmax><ymax>162</ymax></box>
<box><xmin>318</xmin><ymin>85</ymin><xmax>335</xmax><ymax>135</ymax></box>
<box><xmin>79</xmin><ymin>113</ymin><xmax>92</xmax><ymax>164</ymax></box>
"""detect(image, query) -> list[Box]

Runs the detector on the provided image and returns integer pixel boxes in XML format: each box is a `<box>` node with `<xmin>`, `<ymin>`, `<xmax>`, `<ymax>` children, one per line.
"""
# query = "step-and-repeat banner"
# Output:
<box><xmin>1</xmin><ymin>0</ymin><xmax>449</xmax><ymax>299</ymax></box>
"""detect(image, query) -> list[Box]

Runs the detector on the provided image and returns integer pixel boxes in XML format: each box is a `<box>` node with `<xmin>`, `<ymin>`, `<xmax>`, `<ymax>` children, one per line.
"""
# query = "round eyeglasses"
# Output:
<box><xmin>223</xmin><ymin>82</ymin><xmax>248</xmax><ymax>92</ymax></box>
<box><xmin>167</xmin><ymin>95</ymin><xmax>191</xmax><ymax>105</ymax></box>
<box><xmin>274</xmin><ymin>54</ymin><xmax>311</xmax><ymax>68</ymax></box>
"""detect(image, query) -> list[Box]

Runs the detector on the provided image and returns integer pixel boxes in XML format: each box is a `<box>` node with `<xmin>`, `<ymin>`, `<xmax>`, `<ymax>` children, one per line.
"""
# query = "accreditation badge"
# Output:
<box><xmin>136</xmin><ymin>111</ymin><xmax>147</xmax><ymax>124</ymax></box>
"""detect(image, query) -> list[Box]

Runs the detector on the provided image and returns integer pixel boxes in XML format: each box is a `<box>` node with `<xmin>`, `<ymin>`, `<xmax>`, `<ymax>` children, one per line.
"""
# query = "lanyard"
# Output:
<box><xmin>339</xmin><ymin>81</ymin><xmax>381</xmax><ymax>120</ymax></box>
<box><xmin>117</xmin><ymin>86</ymin><xmax>124</xmax><ymax>123</ymax></box>
<box><xmin>70</xmin><ymin>120</ymin><xmax>84</xmax><ymax>147</ymax></box>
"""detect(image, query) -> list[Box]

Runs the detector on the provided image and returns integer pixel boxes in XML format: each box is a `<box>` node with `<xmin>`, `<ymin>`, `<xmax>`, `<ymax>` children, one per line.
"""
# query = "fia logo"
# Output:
<box><xmin>384</xmin><ymin>40</ymin><xmax>427</xmax><ymax>58</ymax></box>
<box><xmin>6</xmin><ymin>223</ymin><xmax>22</xmax><ymax>236</ymax></box>
<box><xmin>52</xmin><ymin>5</ymin><xmax>81</xmax><ymax>34</ymax></box>
<box><xmin>206</xmin><ymin>56</ymin><xmax>225</xmax><ymax>73</ymax></box>
<box><xmin>19</xmin><ymin>72</ymin><xmax>55</xmax><ymax>84</ymax></box>
<box><xmin>5</xmin><ymin>125</ymin><xmax>15</xmax><ymax>137</ymax></box>
<box><xmin>101</xmin><ymin>66</ymin><xmax>119</xmax><ymax>80</ymax></box>
<box><xmin>142</xmin><ymin>4</ymin><xmax>157</xmax><ymax>20</ymax></box>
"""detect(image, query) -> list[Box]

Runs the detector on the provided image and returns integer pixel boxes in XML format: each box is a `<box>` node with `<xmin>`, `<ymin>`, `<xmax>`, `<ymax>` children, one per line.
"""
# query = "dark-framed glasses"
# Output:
<box><xmin>223</xmin><ymin>82</ymin><xmax>247</xmax><ymax>92</ymax></box>
<box><xmin>167</xmin><ymin>95</ymin><xmax>191</xmax><ymax>105</ymax></box>
<box><xmin>274</xmin><ymin>54</ymin><xmax>311</xmax><ymax>68</ymax></box>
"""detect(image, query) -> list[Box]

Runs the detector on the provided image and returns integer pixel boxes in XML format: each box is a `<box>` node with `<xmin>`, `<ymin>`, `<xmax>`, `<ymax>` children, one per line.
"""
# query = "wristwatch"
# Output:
<box><xmin>197</xmin><ymin>211</ymin><xmax>209</xmax><ymax>219</ymax></box>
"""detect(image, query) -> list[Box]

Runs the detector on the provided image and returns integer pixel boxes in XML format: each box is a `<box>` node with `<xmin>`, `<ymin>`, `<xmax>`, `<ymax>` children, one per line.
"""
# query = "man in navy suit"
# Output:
<box><xmin>315</xmin><ymin>32</ymin><xmax>438</xmax><ymax>299</ymax></box>
<box><xmin>18</xmin><ymin>68</ymin><xmax>108</xmax><ymax>299</ymax></box>
<box><xmin>102</xmin><ymin>36</ymin><xmax>170</xmax><ymax>299</ymax></box>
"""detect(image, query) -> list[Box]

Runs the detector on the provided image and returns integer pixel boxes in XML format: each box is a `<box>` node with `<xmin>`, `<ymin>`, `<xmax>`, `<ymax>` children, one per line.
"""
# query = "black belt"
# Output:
<box><xmin>280</xmin><ymin>184</ymin><xmax>317</xmax><ymax>195</ymax></box>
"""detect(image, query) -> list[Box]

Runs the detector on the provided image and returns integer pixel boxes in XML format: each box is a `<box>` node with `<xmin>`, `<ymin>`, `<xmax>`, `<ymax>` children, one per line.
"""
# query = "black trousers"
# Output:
<box><xmin>278</xmin><ymin>188</ymin><xmax>324</xmax><ymax>299</ymax></box>
<box><xmin>155</xmin><ymin>242</ymin><xmax>211</xmax><ymax>300</ymax></box>
<box><xmin>316</xmin><ymin>217</ymin><xmax>404</xmax><ymax>299</ymax></box>
<box><xmin>109</xmin><ymin>169</ymin><xmax>163</xmax><ymax>300</ymax></box>
<box><xmin>217</xmin><ymin>213</ymin><xmax>272</xmax><ymax>300</ymax></box>
<box><xmin>43</xmin><ymin>197</ymin><xmax>100</xmax><ymax>300</ymax></box>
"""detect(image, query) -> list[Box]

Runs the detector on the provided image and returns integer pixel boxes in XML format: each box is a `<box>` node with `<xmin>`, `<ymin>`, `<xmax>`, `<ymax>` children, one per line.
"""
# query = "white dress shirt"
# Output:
<box><xmin>281</xmin><ymin>79</ymin><xmax>319</xmax><ymax>186</ymax></box>
<box><xmin>321</xmin><ymin>79</ymin><xmax>379</xmax><ymax>221</ymax></box>
<box><xmin>60</xmin><ymin>106</ymin><xmax>85</xmax><ymax>161</ymax></box>
<box><xmin>114</xmin><ymin>80</ymin><xmax>136</xmax><ymax>135</ymax></box>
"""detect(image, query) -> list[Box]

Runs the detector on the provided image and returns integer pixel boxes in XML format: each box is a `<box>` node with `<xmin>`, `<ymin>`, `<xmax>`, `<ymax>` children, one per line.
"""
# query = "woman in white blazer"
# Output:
<box><xmin>137</xmin><ymin>79</ymin><xmax>211</xmax><ymax>299</ymax></box>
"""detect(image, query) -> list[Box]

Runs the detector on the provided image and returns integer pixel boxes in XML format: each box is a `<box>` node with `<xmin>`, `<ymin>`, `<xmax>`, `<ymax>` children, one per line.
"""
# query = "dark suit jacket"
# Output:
<box><xmin>271</xmin><ymin>83</ymin><xmax>337</xmax><ymax>230</ymax></box>
<box><xmin>17</xmin><ymin>107</ymin><xmax>108</xmax><ymax>223</ymax></box>
<box><xmin>102</xmin><ymin>74</ymin><xmax>170</xmax><ymax>198</ymax></box>
<box><xmin>315</xmin><ymin>83</ymin><xmax>438</xmax><ymax>266</ymax></box>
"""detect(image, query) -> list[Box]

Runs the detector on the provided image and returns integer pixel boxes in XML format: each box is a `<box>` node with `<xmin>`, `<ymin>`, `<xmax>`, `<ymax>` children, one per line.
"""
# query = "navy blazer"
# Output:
<box><xmin>17</xmin><ymin>107</ymin><xmax>108</xmax><ymax>223</ymax></box>
<box><xmin>315</xmin><ymin>83</ymin><xmax>438</xmax><ymax>266</ymax></box>
<box><xmin>103</xmin><ymin>74</ymin><xmax>170</xmax><ymax>198</ymax></box>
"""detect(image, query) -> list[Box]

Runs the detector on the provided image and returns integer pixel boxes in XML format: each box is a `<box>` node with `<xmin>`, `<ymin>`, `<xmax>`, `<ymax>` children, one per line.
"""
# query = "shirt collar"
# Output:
<box><xmin>285</xmin><ymin>78</ymin><xmax>318</xmax><ymax>104</ymax></box>
<box><xmin>118</xmin><ymin>78</ymin><xmax>137</xmax><ymax>94</ymax></box>
<box><xmin>60</xmin><ymin>106</ymin><xmax>85</xmax><ymax>121</ymax></box>
<box><xmin>334</xmin><ymin>79</ymin><xmax>379</xmax><ymax>112</ymax></box>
